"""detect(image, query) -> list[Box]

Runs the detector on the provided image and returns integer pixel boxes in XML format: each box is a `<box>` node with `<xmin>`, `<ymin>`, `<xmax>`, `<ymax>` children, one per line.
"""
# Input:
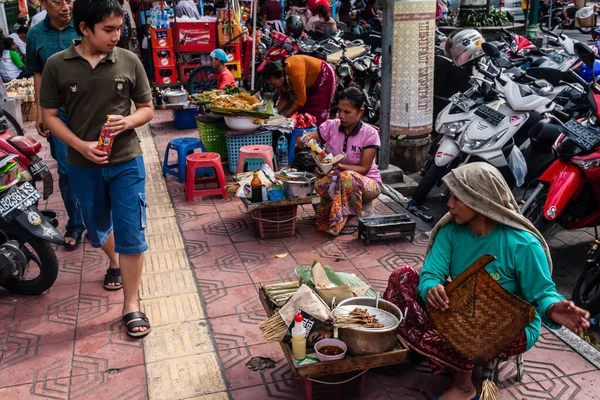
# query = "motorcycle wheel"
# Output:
<box><xmin>412</xmin><ymin>163</ymin><xmax>448</xmax><ymax>206</ymax></box>
<box><xmin>187</xmin><ymin>66</ymin><xmax>219</xmax><ymax>94</ymax></box>
<box><xmin>3</xmin><ymin>108</ymin><xmax>24</xmax><ymax>136</ymax></box>
<box><xmin>521</xmin><ymin>184</ymin><xmax>551</xmax><ymax>233</ymax></box>
<box><xmin>540</xmin><ymin>20</ymin><xmax>564</xmax><ymax>35</ymax></box>
<box><xmin>0</xmin><ymin>228</ymin><xmax>58</xmax><ymax>295</ymax></box>
<box><xmin>572</xmin><ymin>250</ymin><xmax>600</xmax><ymax>317</ymax></box>
<box><xmin>578</xmin><ymin>27</ymin><xmax>594</xmax><ymax>34</ymax></box>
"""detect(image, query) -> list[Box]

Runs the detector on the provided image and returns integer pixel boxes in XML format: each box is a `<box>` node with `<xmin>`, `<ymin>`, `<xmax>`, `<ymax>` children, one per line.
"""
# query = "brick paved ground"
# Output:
<box><xmin>0</xmin><ymin>111</ymin><xmax>598</xmax><ymax>399</ymax></box>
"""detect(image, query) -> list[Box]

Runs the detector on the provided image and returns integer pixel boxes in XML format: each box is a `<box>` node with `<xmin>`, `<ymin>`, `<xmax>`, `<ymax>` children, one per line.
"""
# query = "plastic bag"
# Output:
<box><xmin>508</xmin><ymin>146</ymin><xmax>527</xmax><ymax>187</ymax></box>
<box><xmin>292</xmin><ymin>148</ymin><xmax>317</xmax><ymax>172</ymax></box>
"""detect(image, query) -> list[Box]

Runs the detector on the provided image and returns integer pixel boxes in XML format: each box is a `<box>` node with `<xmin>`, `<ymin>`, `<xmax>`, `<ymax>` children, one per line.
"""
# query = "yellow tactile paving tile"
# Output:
<box><xmin>146</xmin><ymin>191</ymin><xmax>173</xmax><ymax>205</ymax></box>
<box><xmin>184</xmin><ymin>393</ymin><xmax>229</xmax><ymax>400</ymax></box>
<box><xmin>140</xmin><ymin>270</ymin><xmax>197</xmax><ymax>299</ymax></box>
<box><xmin>146</xmin><ymin>204</ymin><xmax>176</xmax><ymax>220</ymax></box>
<box><xmin>145</xmin><ymin>217</ymin><xmax>180</xmax><ymax>236</ymax></box>
<box><xmin>140</xmin><ymin>293</ymin><xmax>205</xmax><ymax>327</ymax></box>
<box><xmin>144</xmin><ymin>321</ymin><xmax>215</xmax><ymax>363</ymax></box>
<box><xmin>143</xmin><ymin>250</ymin><xmax>190</xmax><ymax>274</ymax></box>
<box><xmin>146</xmin><ymin>233</ymin><xmax>185</xmax><ymax>252</ymax></box>
<box><xmin>146</xmin><ymin>353</ymin><xmax>226</xmax><ymax>400</ymax></box>
<box><xmin>145</xmin><ymin>179</ymin><xmax>168</xmax><ymax>194</ymax></box>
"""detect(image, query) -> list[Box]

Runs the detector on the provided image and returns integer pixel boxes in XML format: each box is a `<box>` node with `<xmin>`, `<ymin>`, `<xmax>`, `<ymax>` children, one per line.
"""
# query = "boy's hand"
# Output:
<box><xmin>105</xmin><ymin>115</ymin><xmax>130</xmax><ymax>136</ymax></box>
<box><xmin>36</xmin><ymin>114</ymin><xmax>50</xmax><ymax>138</ymax></box>
<box><xmin>77</xmin><ymin>141</ymin><xmax>109</xmax><ymax>164</ymax></box>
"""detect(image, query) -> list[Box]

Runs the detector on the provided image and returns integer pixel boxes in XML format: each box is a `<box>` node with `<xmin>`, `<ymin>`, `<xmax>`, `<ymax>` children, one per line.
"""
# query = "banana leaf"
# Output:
<box><xmin>294</xmin><ymin>261</ymin><xmax>376</xmax><ymax>298</ymax></box>
<box><xmin>208</xmin><ymin>101</ymin><xmax>275</xmax><ymax>119</ymax></box>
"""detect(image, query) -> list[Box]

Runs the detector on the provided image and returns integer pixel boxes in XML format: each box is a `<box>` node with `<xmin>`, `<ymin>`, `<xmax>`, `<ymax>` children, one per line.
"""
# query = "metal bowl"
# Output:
<box><xmin>163</xmin><ymin>89</ymin><xmax>188</xmax><ymax>104</ymax></box>
<box><xmin>281</xmin><ymin>172</ymin><xmax>316</xmax><ymax>198</ymax></box>
<box><xmin>224</xmin><ymin>116</ymin><xmax>257</xmax><ymax>132</ymax></box>
<box><xmin>334</xmin><ymin>297</ymin><xmax>404</xmax><ymax>356</ymax></box>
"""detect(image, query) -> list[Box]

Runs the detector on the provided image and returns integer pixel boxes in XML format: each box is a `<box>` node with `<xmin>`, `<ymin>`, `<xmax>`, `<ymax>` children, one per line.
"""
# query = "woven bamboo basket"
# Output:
<box><xmin>427</xmin><ymin>254</ymin><xmax>535</xmax><ymax>362</ymax></box>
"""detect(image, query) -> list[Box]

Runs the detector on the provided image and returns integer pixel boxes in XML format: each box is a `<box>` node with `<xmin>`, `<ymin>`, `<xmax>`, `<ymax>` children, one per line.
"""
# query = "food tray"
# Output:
<box><xmin>358</xmin><ymin>214</ymin><xmax>417</xmax><ymax>246</ymax></box>
<box><xmin>332</xmin><ymin>305</ymin><xmax>399</xmax><ymax>330</ymax></box>
<box><xmin>209</xmin><ymin>101</ymin><xmax>276</xmax><ymax>119</ymax></box>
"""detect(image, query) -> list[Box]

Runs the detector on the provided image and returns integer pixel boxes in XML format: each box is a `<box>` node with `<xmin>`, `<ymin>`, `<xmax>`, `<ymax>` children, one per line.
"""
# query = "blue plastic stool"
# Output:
<box><xmin>289</xmin><ymin>127</ymin><xmax>318</xmax><ymax>166</ymax></box>
<box><xmin>162</xmin><ymin>137</ymin><xmax>212</xmax><ymax>183</ymax></box>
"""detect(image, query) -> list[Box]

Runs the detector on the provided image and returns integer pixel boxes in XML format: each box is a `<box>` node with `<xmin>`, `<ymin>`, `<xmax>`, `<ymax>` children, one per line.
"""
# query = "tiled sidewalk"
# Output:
<box><xmin>0</xmin><ymin>111</ymin><xmax>598</xmax><ymax>399</ymax></box>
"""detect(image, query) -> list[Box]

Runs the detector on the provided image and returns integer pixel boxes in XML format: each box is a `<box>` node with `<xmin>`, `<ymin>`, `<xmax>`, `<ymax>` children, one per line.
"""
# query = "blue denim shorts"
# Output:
<box><xmin>68</xmin><ymin>156</ymin><xmax>148</xmax><ymax>254</ymax></box>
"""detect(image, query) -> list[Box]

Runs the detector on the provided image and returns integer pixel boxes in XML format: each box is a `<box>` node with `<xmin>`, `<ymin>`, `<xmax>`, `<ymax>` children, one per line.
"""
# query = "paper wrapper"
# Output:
<box><xmin>279</xmin><ymin>284</ymin><xmax>331</xmax><ymax>325</ymax></box>
<box><xmin>317</xmin><ymin>285</ymin><xmax>355</xmax><ymax>308</ymax></box>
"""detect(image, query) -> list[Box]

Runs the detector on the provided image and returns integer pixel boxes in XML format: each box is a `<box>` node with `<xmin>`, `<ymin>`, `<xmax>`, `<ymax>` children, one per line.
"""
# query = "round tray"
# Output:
<box><xmin>332</xmin><ymin>305</ymin><xmax>399</xmax><ymax>331</ymax></box>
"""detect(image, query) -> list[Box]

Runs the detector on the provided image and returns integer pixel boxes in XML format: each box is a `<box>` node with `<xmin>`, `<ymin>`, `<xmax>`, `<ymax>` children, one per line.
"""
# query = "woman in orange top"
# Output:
<box><xmin>262</xmin><ymin>55</ymin><xmax>336</xmax><ymax>124</ymax></box>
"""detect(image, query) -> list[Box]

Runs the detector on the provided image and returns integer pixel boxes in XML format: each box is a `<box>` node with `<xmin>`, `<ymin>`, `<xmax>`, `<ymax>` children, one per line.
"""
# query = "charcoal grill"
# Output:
<box><xmin>357</xmin><ymin>214</ymin><xmax>417</xmax><ymax>246</ymax></box>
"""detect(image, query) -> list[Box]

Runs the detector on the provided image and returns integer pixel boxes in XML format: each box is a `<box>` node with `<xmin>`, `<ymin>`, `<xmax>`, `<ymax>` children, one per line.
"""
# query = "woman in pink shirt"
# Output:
<box><xmin>297</xmin><ymin>87</ymin><xmax>382</xmax><ymax>235</ymax></box>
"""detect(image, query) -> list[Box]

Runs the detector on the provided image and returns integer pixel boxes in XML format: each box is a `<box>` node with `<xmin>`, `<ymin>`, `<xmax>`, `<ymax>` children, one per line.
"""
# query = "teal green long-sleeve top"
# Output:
<box><xmin>418</xmin><ymin>223</ymin><xmax>564</xmax><ymax>351</ymax></box>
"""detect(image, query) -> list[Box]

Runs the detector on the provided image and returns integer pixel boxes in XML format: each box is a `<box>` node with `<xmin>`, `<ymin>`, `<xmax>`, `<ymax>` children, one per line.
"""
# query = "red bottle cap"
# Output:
<box><xmin>295</xmin><ymin>311</ymin><xmax>302</xmax><ymax>323</ymax></box>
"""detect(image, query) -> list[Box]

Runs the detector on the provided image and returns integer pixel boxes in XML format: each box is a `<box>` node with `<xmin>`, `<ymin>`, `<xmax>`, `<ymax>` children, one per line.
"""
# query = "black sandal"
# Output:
<box><xmin>64</xmin><ymin>231</ymin><xmax>84</xmax><ymax>251</ymax></box>
<box><xmin>123</xmin><ymin>311</ymin><xmax>151</xmax><ymax>338</ymax></box>
<box><xmin>104</xmin><ymin>268</ymin><xmax>123</xmax><ymax>290</ymax></box>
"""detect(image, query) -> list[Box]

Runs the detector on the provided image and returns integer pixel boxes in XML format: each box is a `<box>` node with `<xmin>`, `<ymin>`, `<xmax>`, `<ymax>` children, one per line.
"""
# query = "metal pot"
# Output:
<box><xmin>282</xmin><ymin>172</ymin><xmax>316</xmax><ymax>198</ymax></box>
<box><xmin>335</xmin><ymin>297</ymin><xmax>404</xmax><ymax>356</ymax></box>
<box><xmin>163</xmin><ymin>89</ymin><xmax>188</xmax><ymax>104</ymax></box>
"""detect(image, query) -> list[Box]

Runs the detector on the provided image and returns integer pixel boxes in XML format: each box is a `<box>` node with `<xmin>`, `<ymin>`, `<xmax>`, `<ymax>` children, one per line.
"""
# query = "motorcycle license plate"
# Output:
<box><xmin>0</xmin><ymin>183</ymin><xmax>41</xmax><ymax>218</ymax></box>
<box><xmin>450</xmin><ymin>92</ymin><xmax>476</xmax><ymax>113</ymax></box>
<box><xmin>30</xmin><ymin>160</ymin><xmax>48</xmax><ymax>176</ymax></box>
<box><xmin>550</xmin><ymin>53</ymin><xmax>567</xmax><ymax>63</ymax></box>
<box><xmin>474</xmin><ymin>105</ymin><xmax>505</xmax><ymax>126</ymax></box>
<box><xmin>564</xmin><ymin>120</ymin><xmax>600</xmax><ymax>151</ymax></box>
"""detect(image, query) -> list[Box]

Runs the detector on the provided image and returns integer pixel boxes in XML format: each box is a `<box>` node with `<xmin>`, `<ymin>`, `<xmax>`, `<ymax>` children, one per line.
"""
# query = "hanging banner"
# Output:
<box><xmin>390</xmin><ymin>0</ymin><xmax>436</xmax><ymax>137</ymax></box>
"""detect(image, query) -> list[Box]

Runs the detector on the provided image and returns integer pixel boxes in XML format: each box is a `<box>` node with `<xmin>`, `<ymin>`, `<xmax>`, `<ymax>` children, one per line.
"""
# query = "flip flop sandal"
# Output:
<box><xmin>340</xmin><ymin>225</ymin><xmax>358</xmax><ymax>235</ymax></box>
<box><xmin>123</xmin><ymin>311</ymin><xmax>151</xmax><ymax>338</ymax></box>
<box><xmin>104</xmin><ymin>268</ymin><xmax>123</xmax><ymax>290</ymax></box>
<box><xmin>63</xmin><ymin>231</ymin><xmax>84</xmax><ymax>251</ymax></box>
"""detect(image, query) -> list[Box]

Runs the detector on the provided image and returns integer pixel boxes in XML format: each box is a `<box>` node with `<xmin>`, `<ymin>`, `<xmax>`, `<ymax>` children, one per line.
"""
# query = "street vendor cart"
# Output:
<box><xmin>258</xmin><ymin>287</ymin><xmax>409</xmax><ymax>400</ymax></box>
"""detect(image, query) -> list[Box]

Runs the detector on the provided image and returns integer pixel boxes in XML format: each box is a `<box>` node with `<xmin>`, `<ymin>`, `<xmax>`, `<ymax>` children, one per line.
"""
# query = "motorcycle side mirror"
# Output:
<box><xmin>575</xmin><ymin>42</ymin><xmax>596</xmax><ymax>69</ymax></box>
<box><xmin>482</xmin><ymin>42</ymin><xmax>501</xmax><ymax>58</ymax></box>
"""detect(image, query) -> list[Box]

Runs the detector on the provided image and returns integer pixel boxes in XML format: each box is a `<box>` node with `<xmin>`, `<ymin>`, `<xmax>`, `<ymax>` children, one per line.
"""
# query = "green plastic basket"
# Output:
<box><xmin>196</xmin><ymin>117</ymin><xmax>228</xmax><ymax>161</ymax></box>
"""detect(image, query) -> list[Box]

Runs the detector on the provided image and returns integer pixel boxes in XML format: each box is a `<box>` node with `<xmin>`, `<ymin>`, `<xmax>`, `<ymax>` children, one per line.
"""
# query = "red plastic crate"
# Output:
<box><xmin>155</xmin><ymin>66</ymin><xmax>177</xmax><ymax>85</ymax></box>
<box><xmin>151</xmin><ymin>28</ymin><xmax>173</xmax><ymax>48</ymax></box>
<box><xmin>175</xmin><ymin>21</ymin><xmax>217</xmax><ymax>52</ymax></box>
<box><xmin>152</xmin><ymin>48</ymin><xmax>175</xmax><ymax>67</ymax></box>
<box><xmin>253</xmin><ymin>205</ymin><xmax>298</xmax><ymax>239</ymax></box>
<box><xmin>223</xmin><ymin>43</ymin><xmax>242</xmax><ymax>62</ymax></box>
<box><xmin>180</xmin><ymin>63</ymin><xmax>201</xmax><ymax>84</ymax></box>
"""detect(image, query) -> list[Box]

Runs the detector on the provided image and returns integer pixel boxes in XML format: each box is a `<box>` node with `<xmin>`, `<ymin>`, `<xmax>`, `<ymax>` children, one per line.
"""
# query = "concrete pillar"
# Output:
<box><xmin>527</xmin><ymin>0</ymin><xmax>540</xmax><ymax>39</ymax></box>
<box><xmin>388</xmin><ymin>0</ymin><xmax>435</xmax><ymax>172</ymax></box>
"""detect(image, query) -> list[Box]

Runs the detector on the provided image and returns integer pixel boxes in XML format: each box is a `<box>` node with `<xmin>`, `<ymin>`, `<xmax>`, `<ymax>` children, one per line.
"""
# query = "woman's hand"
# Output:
<box><xmin>547</xmin><ymin>300</ymin><xmax>590</xmax><ymax>335</ymax></box>
<box><xmin>427</xmin><ymin>284</ymin><xmax>450</xmax><ymax>311</ymax></box>
<box><xmin>76</xmin><ymin>141</ymin><xmax>109</xmax><ymax>165</ymax></box>
<box><xmin>105</xmin><ymin>115</ymin><xmax>130</xmax><ymax>136</ymax></box>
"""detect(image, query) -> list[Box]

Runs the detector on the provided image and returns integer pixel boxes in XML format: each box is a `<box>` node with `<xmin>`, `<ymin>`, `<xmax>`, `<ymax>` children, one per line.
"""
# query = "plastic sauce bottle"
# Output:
<box><xmin>97</xmin><ymin>117</ymin><xmax>114</xmax><ymax>156</ymax></box>
<box><xmin>277</xmin><ymin>134</ymin><xmax>288</xmax><ymax>169</ymax></box>
<box><xmin>291</xmin><ymin>311</ymin><xmax>307</xmax><ymax>360</ymax></box>
<box><xmin>251</xmin><ymin>171</ymin><xmax>263</xmax><ymax>202</ymax></box>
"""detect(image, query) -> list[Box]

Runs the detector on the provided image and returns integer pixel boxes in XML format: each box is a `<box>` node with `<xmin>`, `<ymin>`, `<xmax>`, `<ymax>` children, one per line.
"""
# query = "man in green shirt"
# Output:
<box><xmin>40</xmin><ymin>0</ymin><xmax>154</xmax><ymax>338</ymax></box>
<box><xmin>26</xmin><ymin>0</ymin><xmax>85</xmax><ymax>249</ymax></box>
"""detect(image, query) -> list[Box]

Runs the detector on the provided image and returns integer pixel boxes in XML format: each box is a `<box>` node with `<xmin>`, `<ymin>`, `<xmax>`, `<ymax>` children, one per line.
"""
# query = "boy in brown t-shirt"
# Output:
<box><xmin>40</xmin><ymin>0</ymin><xmax>154</xmax><ymax>338</ymax></box>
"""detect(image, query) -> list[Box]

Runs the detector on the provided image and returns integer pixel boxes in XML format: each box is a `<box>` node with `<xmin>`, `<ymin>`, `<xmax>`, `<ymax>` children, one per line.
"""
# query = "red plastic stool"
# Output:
<box><xmin>236</xmin><ymin>145</ymin><xmax>277</xmax><ymax>173</ymax></box>
<box><xmin>185</xmin><ymin>153</ymin><xmax>228</xmax><ymax>202</ymax></box>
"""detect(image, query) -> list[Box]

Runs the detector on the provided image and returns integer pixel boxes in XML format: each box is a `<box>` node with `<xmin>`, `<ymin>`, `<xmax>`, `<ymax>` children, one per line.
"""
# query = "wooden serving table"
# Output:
<box><xmin>258</xmin><ymin>290</ymin><xmax>409</xmax><ymax>400</ymax></box>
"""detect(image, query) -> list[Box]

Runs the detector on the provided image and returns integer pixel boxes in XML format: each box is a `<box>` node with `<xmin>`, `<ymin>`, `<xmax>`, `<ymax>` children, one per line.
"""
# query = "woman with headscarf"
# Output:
<box><xmin>383</xmin><ymin>163</ymin><xmax>590</xmax><ymax>400</ymax></box>
<box><xmin>175</xmin><ymin>0</ymin><xmax>201</xmax><ymax>19</ymax></box>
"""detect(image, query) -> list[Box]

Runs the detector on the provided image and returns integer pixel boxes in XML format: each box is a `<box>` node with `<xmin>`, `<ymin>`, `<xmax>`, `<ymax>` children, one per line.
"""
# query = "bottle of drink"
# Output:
<box><xmin>251</xmin><ymin>171</ymin><xmax>263</xmax><ymax>202</ymax></box>
<box><xmin>291</xmin><ymin>311</ymin><xmax>306</xmax><ymax>360</ymax></box>
<box><xmin>276</xmin><ymin>134</ymin><xmax>288</xmax><ymax>169</ymax></box>
<box><xmin>151</xmin><ymin>8</ymin><xmax>158</xmax><ymax>28</ymax></box>
<box><xmin>97</xmin><ymin>116</ymin><xmax>114</xmax><ymax>157</ymax></box>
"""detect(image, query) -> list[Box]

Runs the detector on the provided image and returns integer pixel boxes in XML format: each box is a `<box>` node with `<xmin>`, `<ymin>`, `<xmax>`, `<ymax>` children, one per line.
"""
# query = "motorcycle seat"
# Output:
<box><xmin>326</xmin><ymin>45</ymin><xmax>368</xmax><ymax>64</ymax></box>
<box><xmin>489</xmin><ymin>41</ymin><xmax>506</xmax><ymax>49</ymax></box>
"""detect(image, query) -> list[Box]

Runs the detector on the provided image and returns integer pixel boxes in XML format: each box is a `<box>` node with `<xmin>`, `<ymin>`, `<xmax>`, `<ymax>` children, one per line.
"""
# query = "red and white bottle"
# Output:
<box><xmin>97</xmin><ymin>116</ymin><xmax>114</xmax><ymax>156</ymax></box>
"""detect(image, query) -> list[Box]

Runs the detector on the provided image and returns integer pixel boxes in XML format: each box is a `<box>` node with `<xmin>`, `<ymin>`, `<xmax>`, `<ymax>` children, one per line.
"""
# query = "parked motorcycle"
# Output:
<box><xmin>520</xmin><ymin>43</ymin><xmax>600</xmax><ymax>317</ymax></box>
<box><xmin>0</xmin><ymin>151</ymin><xmax>64</xmax><ymax>295</ymax></box>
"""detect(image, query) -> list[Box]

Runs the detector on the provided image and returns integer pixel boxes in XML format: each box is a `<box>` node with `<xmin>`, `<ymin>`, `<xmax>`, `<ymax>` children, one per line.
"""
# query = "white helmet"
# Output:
<box><xmin>446</xmin><ymin>29</ymin><xmax>485</xmax><ymax>67</ymax></box>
